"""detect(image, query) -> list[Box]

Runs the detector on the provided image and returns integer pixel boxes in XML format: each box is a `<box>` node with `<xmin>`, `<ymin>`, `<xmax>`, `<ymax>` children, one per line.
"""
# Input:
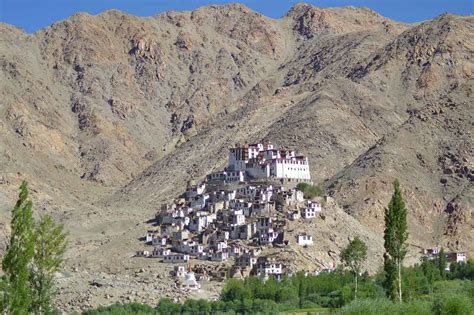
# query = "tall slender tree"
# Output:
<box><xmin>340</xmin><ymin>237</ymin><xmax>368</xmax><ymax>300</ymax></box>
<box><xmin>30</xmin><ymin>215</ymin><xmax>68</xmax><ymax>314</ymax></box>
<box><xmin>2</xmin><ymin>181</ymin><xmax>36</xmax><ymax>313</ymax></box>
<box><xmin>383</xmin><ymin>179</ymin><xmax>408</xmax><ymax>302</ymax></box>
<box><xmin>437</xmin><ymin>248</ymin><xmax>447</xmax><ymax>279</ymax></box>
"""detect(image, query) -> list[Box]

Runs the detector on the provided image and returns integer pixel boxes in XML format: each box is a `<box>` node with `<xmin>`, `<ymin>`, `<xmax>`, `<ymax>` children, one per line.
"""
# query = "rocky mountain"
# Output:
<box><xmin>0</xmin><ymin>3</ymin><xmax>472</xmax><ymax>311</ymax></box>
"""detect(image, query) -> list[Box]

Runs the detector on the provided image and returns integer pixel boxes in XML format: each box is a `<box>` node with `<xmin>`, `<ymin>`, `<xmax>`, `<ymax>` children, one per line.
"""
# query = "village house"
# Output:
<box><xmin>301</xmin><ymin>204</ymin><xmax>317</xmax><ymax>219</ymax></box>
<box><xmin>274</xmin><ymin>189</ymin><xmax>304</xmax><ymax>206</ymax></box>
<box><xmin>186</xmin><ymin>182</ymin><xmax>206</xmax><ymax>198</ymax></box>
<box><xmin>173</xmin><ymin>265</ymin><xmax>186</xmax><ymax>278</ymax></box>
<box><xmin>163</xmin><ymin>254</ymin><xmax>190</xmax><ymax>263</ymax></box>
<box><xmin>259</xmin><ymin>228</ymin><xmax>280</xmax><ymax>245</ymax></box>
<box><xmin>189</xmin><ymin>244</ymin><xmax>205</xmax><ymax>256</ymax></box>
<box><xmin>230</xmin><ymin>210</ymin><xmax>246</xmax><ymax>226</ymax></box>
<box><xmin>251</xmin><ymin>201</ymin><xmax>274</xmax><ymax>217</ymax></box>
<box><xmin>211</xmin><ymin>249</ymin><xmax>229</xmax><ymax>262</ymax></box>
<box><xmin>160</xmin><ymin>222</ymin><xmax>183</xmax><ymax>237</ymax></box>
<box><xmin>287</xmin><ymin>210</ymin><xmax>300</xmax><ymax>220</ymax></box>
<box><xmin>446</xmin><ymin>251</ymin><xmax>467</xmax><ymax>264</ymax></box>
<box><xmin>145</xmin><ymin>230</ymin><xmax>160</xmax><ymax>243</ymax></box>
<box><xmin>136</xmin><ymin>250</ymin><xmax>150</xmax><ymax>257</ymax></box>
<box><xmin>296</xmin><ymin>233</ymin><xmax>313</xmax><ymax>246</ymax></box>
<box><xmin>151</xmin><ymin>247</ymin><xmax>171</xmax><ymax>258</ymax></box>
<box><xmin>225</xmin><ymin>171</ymin><xmax>245</xmax><ymax>183</ymax></box>
<box><xmin>235</xmin><ymin>252</ymin><xmax>258</xmax><ymax>269</ymax></box>
<box><xmin>228</xmin><ymin>244</ymin><xmax>242</xmax><ymax>257</ymax></box>
<box><xmin>254</xmin><ymin>257</ymin><xmax>283</xmax><ymax>278</ymax></box>
<box><xmin>152</xmin><ymin>236</ymin><xmax>168</xmax><ymax>246</ymax></box>
<box><xmin>190</xmin><ymin>193</ymin><xmax>210</xmax><ymax>210</ymax></box>
<box><xmin>229</xmin><ymin>199</ymin><xmax>253</xmax><ymax>216</ymax></box>
<box><xmin>235</xmin><ymin>221</ymin><xmax>257</xmax><ymax>240</ymax></box>
<box><xmin>237</xmin><ymin>185</ymin><xmax>273</xmax><ymax>202</ymax></box>
<box><xmin>306</xmin><ymin>200</ymin><xmax>322</xmax><ymax>212</ymax></box>
<box><xmin>257</xmin><ymin>217</ymin><xmax>274</xmax><ymax>232</ymax></box>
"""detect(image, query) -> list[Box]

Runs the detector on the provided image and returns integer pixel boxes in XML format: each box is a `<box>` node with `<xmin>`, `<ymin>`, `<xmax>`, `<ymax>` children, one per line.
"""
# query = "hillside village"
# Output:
<box><xmin>136</xmin><ymin>142</ymin><xmax>331</xmax><ymax>286</ymax></box>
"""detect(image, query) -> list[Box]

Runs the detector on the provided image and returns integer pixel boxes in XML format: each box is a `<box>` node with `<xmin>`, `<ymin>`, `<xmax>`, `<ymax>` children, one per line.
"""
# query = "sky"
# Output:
<box><xmin>0</xmin><ymin>0</ymin><xmax>472</xmax><ymax>33</ymax></box>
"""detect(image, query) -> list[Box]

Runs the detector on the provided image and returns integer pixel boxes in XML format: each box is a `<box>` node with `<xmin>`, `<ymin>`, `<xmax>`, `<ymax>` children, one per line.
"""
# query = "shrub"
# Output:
<box><xmin>296</xmin><ymin>183</ymin><xmax>325</xmax><ymax>198</ymax></box>
<box><xmin>431</xmin><ymin>294</ymin><xmax>473</xmax><ymax>315</ymax></box>
<box><xmin>83</xmin><ymin>303</ymin><xmax>157</xmax><ymax>315</ymax></box>
<box><xmin>341</xmin><ymin>298</ymin><xmax>430</xmax><ymax>315</ymax></box>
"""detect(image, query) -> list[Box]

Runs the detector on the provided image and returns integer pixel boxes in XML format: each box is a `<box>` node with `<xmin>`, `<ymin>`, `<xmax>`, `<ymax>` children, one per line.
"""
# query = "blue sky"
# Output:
<box><xmin>1</xmin><ymin>0</ymin><xmax>472</xmax><ymax>33</ymax></box>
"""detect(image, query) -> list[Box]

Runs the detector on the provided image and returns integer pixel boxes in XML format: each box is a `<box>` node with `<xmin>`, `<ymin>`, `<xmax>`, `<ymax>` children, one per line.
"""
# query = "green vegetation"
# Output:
<box><xmin>383</xmin><ymin>179</ymin><xmax>408</xmax><ymax>302</ymax></box>
<box><xmin>1</xmin><ymin>181</ymin><xmax>36</xmax><ymax>313</ymax></box>
<box><xmin>295</xmin><ymin>183</ymin><xmax>325</xmax><ymax>199</ymax></box>
<box><xmin>0</xmin><ymin>181</ymin><xmax>68</xmax><ymax>314</ymax></box>
<box><xmin>84</xmin><ymin>265</ymin><xmax>474</xmax><ymax>314</ymax></box>
<box><xmin>340</xmin><ymin>237</ymin><xmax>368</xmax><ymax>300</ymax></box>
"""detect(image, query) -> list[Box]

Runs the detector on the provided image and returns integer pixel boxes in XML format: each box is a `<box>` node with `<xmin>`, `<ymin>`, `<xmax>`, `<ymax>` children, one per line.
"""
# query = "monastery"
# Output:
<box><xmin>137</xmin><ymin>142</ymin><xmax>327</xmax><ymax>283</ymax></box>
<box><xmin>228</xmin><ymin>143</ymin><xmax>311</xmax><ymax>182</ymax></box>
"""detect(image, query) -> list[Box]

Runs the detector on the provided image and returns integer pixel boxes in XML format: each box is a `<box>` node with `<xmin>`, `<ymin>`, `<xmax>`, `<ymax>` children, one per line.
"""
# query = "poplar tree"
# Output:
<box><xmin>340</xmin><ymin>237</ymin><xmax>367</xmax><ymax>300</ymax></box>
<box><xmin>383</xmin><ymin>179</ymin><xmax>408</xmax><ymax>302</ymax></box>
<box><xmin>2</xmin><ymin>181</ymin><xmax>36</xmax><ymax>313</ymax></box>
<box><xmin>30</xmin><ymin>215</ymin><xmax>68</xmax><ymax>314</ymax></box>
<box><xmin>437</xmin><ymin>248</ymin><xmax>447</xmax><ymax>279</ymax></box>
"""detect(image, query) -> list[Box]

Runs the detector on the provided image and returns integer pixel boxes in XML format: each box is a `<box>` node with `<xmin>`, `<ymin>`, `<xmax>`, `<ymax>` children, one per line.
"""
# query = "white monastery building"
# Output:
<box><xmin>228</xmin><ymin>142</ymin><xmax>311</xmax><ymax>182</ymax></box>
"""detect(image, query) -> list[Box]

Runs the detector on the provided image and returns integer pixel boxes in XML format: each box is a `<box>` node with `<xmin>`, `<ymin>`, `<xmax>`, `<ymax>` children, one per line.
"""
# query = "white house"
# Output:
<box><xmin>235</xmin><ymin>253</ymin><xmax>257</xmax><ymax>268</ymax></box>
<box><xmin>136</xmin><ymin>250</ymin><xmax>150</xmax><ymax>257</ymax></box>
<box><xmin>225</xmin><ymin>171</ymin><xmax>245</xmax><ymax>183</ymax></box>
<box><xmin>446</xmin><ymin>252</ymin><xmax>467</xmax><ymax>263</ymax></box>
<box><xmin>257</xmin><ymin>217</ymin><xmax>273</xmax><ymax>232</ymax></box>
<box><xmin>145</xmin><ymin>230</ymin><xmax>160</xmax><ymax>243</ymax></box>
<box><xmin>186</xmin><ymin>182</ymin><xmax>206</xmax><ymax>199</ymax></box>
<box><xmin>301</xmin><ymin>206</ymin><xmax>317</xmax><ymax>219</ymax></box>
<box><xmin>231</xmin><ymin>211</ymin><xmax>246</xmax><ymax>226</ymax></box>
<box><xmin>211</xmin><ymin>250</ymin><xmax>229</xmax><ymax>262</ymax></box>
<box><xmin>296</xmin><ymin>233</ymin><xmax>313</xmax><ymax>246</ymax></box>
<box><xmin>163</xmin><ymin>254</ymin><xmax>190</xmax><ymax>263</ymax></box>
<box><xmin>151</xmin><ymin>247</ymin><xmax>171</xmax><ymax>258</ymax></box>
<box><xmin>288</xmin><ymin>210</ymin><xmax>300</xmax><ymax>220</ymax></box>
<box><xmin>306</xmin><ymin>201</ymin><xmax>322</xmax><ymax>212</ymax></box>
<box><xmin>189</xmin><ymin>244</ymin><xmax>204</xmax><ymax>256</ymax></box>
<box><xmin>173</xmin><ymin>265</ymin><xmax>186</xmax><ymax>278</ymax></box>
<box><xmin>152</xmin><ymin>236</ymin><xmax>167</xmax><ymax>246</ymax></box>
<box><xmin>260</xmin><ymin>229</ymin><xmax>280</xmax><ymax>245</ymax></box>
<box><xmin>255</xmin><ymin>258</ymin><xmax>283</xmax><ymax>277</ymax></box>
<box><xmin>190</xmin><ymin>194</ymin><xmax>210</xmax><ymax>210</ymax></box>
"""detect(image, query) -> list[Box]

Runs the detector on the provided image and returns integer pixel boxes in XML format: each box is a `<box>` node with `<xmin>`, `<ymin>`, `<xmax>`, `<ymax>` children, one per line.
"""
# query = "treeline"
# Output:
<box><xmin>85</xmin><ymin>265</ymin><xmax>474</xmax><ymax>314</ymax></box>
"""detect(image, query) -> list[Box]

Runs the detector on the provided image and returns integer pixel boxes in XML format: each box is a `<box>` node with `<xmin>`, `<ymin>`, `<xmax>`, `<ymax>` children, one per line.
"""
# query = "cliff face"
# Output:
<box><xmin>0</xmin><ymin>4</ymin><xmax>472</xmax><ymax>310</ymax></box>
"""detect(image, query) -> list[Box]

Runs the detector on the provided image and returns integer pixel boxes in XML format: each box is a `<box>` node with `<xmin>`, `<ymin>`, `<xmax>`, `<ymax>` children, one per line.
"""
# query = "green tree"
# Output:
<box><xmin>30</xmin><ymin>215</ymin><xmax>68</xmax><ymax>314</ymax></box>
<box><xmin>383</xmin><ymin>179</ymin><xmax>409</xmax><ymax>302</ymax></box>
<box><xmin>2</xmin><ymin>181</ymin><xmax>36</xmax><ymax>314</ymax></box>
<box><xmin>437</xmin><ymin>248</ymin><xmax>447</xmax><ymax>280</ymax></box>
<box><xmin>340</xmin><ymin>237</ymin><xmax>368</xmax><ymax>300</ymax></box>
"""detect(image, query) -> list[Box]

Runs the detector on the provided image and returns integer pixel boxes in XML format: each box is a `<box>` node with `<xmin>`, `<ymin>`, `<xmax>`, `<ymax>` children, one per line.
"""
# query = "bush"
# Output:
<box><xmin>341</xmin><ymin>299</ymin><xmax>431</xmax><ymax>315</ymax></box>
<box><xmin>83</xmin><ymin>303</ymin><xmax>157</xmax><ymax>315</ymax></box>
<box><xmin>296</xmin><ymin>183</ymin><xmax>325</xmax><ymax>198</ymax></box>
<box><xmin>431</xmin><ymin>294</ymin><xmax>473</xmax><ymax>315</ymax></box>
